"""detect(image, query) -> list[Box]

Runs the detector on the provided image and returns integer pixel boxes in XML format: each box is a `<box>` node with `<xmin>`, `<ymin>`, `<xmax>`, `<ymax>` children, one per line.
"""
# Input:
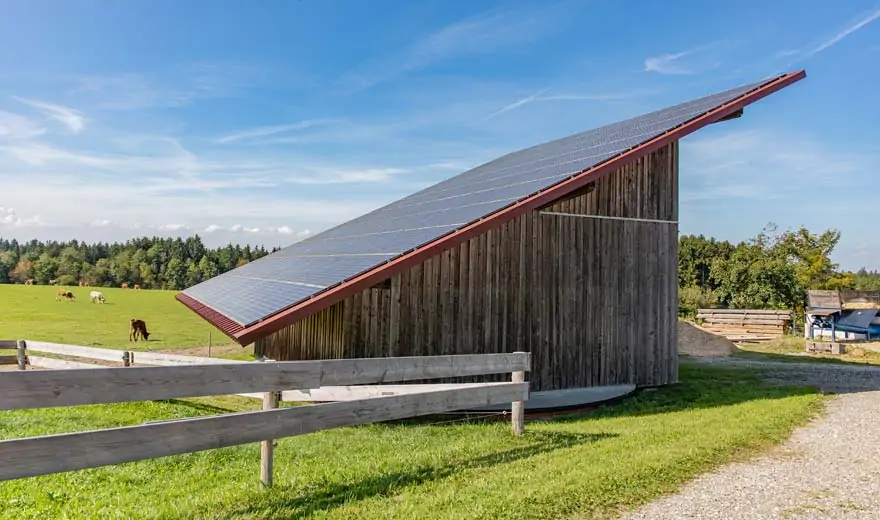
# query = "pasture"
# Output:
<box><xmin>0</xmin><ymin>364</ymin><xmax>822</xmax><ymax>519</ymax></box>
<box><xmin>0</xmin><ymin>284</ymin><xmax>237</xmax><ymax>353</ymax></box>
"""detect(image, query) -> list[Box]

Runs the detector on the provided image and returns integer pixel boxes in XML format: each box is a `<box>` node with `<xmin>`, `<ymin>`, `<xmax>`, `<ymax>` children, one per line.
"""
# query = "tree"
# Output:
<box><xmin>9</xmin><ymin>259</ymin><xmax>32</xmax><ymax>283</ymax></box>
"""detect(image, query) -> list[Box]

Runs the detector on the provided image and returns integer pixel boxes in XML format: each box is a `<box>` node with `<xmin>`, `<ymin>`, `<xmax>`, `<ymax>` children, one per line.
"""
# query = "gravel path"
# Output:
<box><xmin>618</xmin><ymin>359</ymin><xmax>880</xmax><ymax>520</ymax></box>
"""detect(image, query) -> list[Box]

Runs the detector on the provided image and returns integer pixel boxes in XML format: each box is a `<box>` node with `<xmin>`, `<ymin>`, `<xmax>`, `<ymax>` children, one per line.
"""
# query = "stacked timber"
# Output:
<box><xmin>695</xmin><ymin>309</ymin><xmax>792</xmax><ymax>343</ymax></box>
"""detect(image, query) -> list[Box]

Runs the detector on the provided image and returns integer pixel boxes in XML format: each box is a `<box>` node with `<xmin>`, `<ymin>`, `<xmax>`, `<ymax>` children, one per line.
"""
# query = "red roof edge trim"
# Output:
<box><xmin>199</xmin><ymin>70</ymin><xmax>805</xmax><ymax>346</ymax></box>
<box><xmin>175</xmin><ymin>292</ymin><xmax>245</xmax><ymax>342</ymax></box>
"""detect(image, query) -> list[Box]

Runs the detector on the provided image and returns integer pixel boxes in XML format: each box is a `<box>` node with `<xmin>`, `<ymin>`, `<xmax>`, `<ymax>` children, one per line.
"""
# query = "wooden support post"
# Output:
<box><xmin>16</xmin><ymin>340</ymin><xmax>27</xmax><ymax>370</ymax></box>
<box><xmin>122</xmin><ymin>351</ymin><xmax>131</xmax><ymax>367</ymax></box>
<box><xmin>260</xmin><ymin>390</ymin><xmax>279</xmax><ymax>487</ymax></box>
<box><xmin>511</xmin><ymin>352</ymin><xmax>525</xmax><ymax>436</ymax></box>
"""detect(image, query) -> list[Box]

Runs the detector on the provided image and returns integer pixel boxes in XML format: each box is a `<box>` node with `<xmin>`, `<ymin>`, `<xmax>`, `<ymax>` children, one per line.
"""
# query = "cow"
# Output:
<box><xmin>55</xmin><ymin>290</ymin><xmax>75</xmax><ymax>301</ymax></box>
<box><xmin>121</xmin><ymin>283</ymin><xmax>129</xmax><ymax>289</ymax></box>
<box><xmin>49</xmin><ymin>279</ymin><xmax>58</xmax><ymax>286</ymax></box>
<box><xmin>24</xmin><ymin>279</ymin><xmax>34</xmax><ymax>285</ymax></box>
<box><xmin>129</xmin><ymin>318</ymin><xmax>150</xmax><ymax>341</ymax></box>
<box><xmin>90</xmin><ymin>291</ymin><xmax>106</xmax><ymax>304</ymax></box>
<box><xmin>133</xmin><ymin>284</ymin><xmax>141</xmax><ymax>290</ymax></box>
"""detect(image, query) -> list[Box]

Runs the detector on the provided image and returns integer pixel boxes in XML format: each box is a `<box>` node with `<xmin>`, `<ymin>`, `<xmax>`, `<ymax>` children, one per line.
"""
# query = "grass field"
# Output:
<box><xmin>0</xmin><ymin>284</ymin><xmax>235</xmax><ymax>352</ymax></box>
<box><xmin>0</xmin><ymin>364</ymin><xmax>824</xmax><ymax>520</ymax></box>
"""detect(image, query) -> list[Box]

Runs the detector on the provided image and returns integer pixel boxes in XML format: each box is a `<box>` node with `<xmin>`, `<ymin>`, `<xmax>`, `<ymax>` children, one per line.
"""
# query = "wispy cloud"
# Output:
<box><xmin>485</xmin><ymin>88</ymin><xmax>653</xmax><ymax>119</ymax></box>
<box><xmin>643</xmin><ymin>42</ymin><xmax>725</xmax><ymax>75</ymax></box>
<box><xmin>681</xmin><ymin>128</ymin><xmax>877</xmax><ymax>203</ymax></box>
<box><xmin>803</xmin><ymin>7</ymin><xmax>880</xmax><ymax>59</ymax></box>
<box><xmin>215</xmin><ymin>119</ymin><xmax>338</xmax><ymax>144</ymax></box>
<box><xmin>342</xmin><ymin>4</ymin><xmax>567</xmax><ymax>92</ymax></box>
<box><xmin>13</xmin><ymin>97</ymin><xmax>87</xmax><ymax>134</ymax></box>
<box><xmin>0</xmin><ymin>111</ymin><xmax>46</xmax><ymax>140</ymax></box>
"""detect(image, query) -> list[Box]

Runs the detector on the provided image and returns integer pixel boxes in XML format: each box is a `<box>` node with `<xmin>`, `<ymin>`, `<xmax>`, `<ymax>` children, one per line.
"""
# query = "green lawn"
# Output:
<box><xmin>0</xmin><ymin>364</ymin><xmax>824</xmax><ymax>520</ymax></box>
<box><xmin>0</xmin><ymin>285</ymin><xmax>234</xmax><ymax>351</ymax></box>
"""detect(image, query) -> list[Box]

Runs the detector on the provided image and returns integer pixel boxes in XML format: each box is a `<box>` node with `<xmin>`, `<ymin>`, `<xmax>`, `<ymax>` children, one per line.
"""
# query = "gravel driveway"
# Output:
<box><xmin>618</xmin><ymin>358</ymin><xmax>880</xmax><ymax>520</ymax></box>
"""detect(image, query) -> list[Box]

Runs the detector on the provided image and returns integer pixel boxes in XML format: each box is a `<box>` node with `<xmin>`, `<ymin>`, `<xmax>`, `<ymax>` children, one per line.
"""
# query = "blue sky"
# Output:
<box><xmin>0</xmin><ymin>0</ymin><xmax>878</xmax><ymax>269</ymax></box>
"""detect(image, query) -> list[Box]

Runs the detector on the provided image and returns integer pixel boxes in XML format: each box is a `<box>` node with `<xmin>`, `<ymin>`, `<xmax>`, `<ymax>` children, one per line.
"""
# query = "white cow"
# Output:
<box><xmin>90</xmin><ymin>290</ymin><xmax>106</xmax><ymax>304</ymax></box>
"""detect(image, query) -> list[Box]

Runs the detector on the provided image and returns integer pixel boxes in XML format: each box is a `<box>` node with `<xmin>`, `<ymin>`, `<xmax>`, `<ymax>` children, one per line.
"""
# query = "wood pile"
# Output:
<box><xmin>696</xmin><ymin>309</ymin><xmax>792</xmax><ymax>343</ymax></box>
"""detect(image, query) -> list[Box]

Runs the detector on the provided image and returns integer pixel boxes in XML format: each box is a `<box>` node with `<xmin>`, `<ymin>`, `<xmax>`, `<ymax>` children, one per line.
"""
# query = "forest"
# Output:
<box><xmin>2</xmin><ymin>224</ymin><xmax>879</xmax><ymax>302</ymax></box>
<box><xmin>679</xmin><ymin>223</ymin><xmax>880</xmax><ymax>317</ymax></box>
<box><xmin>0</xmin><ymin>236</ymin><xmax>275</xmax><ymax>290</ymax></box>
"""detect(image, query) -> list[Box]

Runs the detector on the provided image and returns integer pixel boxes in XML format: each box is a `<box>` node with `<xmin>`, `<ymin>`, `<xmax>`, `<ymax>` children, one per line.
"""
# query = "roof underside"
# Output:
<box><xmin>179</xmin><ymin>70</ymin><xmax>806</xmax><ymax>345</ymax></box>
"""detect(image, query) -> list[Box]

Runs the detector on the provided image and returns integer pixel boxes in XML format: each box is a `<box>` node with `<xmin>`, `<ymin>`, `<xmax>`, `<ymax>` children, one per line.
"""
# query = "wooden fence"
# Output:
<box><xmin>0</xmin><ymin>343</ymin><xmax>531</xmax><ymax>486</ymax></box>
<box><xmin>696</xmin><ymin>309</ymin><xmax>793</xmax><ymax>342</ymax></box>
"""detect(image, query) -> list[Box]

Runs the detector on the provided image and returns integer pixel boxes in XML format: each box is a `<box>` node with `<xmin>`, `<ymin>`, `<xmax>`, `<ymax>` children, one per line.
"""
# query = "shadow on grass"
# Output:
<box><xmin>545</xmin><ymin>363</ymin><xmax>823</xmax><ymax>422</ymax></box>
<box><xmin>220</xmin><ymin>430</ymin><xmax>613</xmax><ymax>520</ymax></box>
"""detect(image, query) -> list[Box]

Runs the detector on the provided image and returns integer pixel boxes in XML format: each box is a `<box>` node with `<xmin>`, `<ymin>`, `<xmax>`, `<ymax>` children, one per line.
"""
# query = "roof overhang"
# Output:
<box><xmin>177</xmin><ymin>70</ymin><xmax>807</xmax><ymax>345</ymax></box>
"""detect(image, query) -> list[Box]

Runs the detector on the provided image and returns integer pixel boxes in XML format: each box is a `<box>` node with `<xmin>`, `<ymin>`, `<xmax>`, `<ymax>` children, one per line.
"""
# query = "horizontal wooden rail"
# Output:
<box><xmin>25</xmin><ymin>341</ymin><xmax>129</xmax><ymax>363</ymax></box>
<box><xmin>27</xmin><ymin>356</ymin><xmax>106</xmax><ymax>370</ymax></box>
<box><xmin>130</xmin><ymin>351</ymin><xmax>250</xmax><ymax>366</ymax></box>
<box><xmin>0</xmin><ymin>382</ymin><xmax>528</xmax><ymax>481</ymax></box>
<box><xmin>0</xmin><ymin>353</ymin><xmax>530</xmax><ymax>411</ymax></box>
<box><xmin>318</xmin><ymin>353</ymin><xmax>530</xmax><ymax>386</ymax></box>
<box><xmin>697</xmin><ymin>308</ymin><xmax>792</xmax><ymax>316</ymax></box>
<box><xmin>0</xmin><ymin>340</ymin><xmax>18</xmax><ymax>349</ymax></box>
<box><xmin>0</xmin><ymin>363</ymin><xmax>322</xmax><ymax>411</ymax></box>
<box><xmin>0</xmin><ymin>355</ymin><xmax>18</xmax><ymax>366</ymax></box>
<box><xmin>280</xmin><ymin>382</ymin><xmax>507</xmax><ymax>402</ymax></box>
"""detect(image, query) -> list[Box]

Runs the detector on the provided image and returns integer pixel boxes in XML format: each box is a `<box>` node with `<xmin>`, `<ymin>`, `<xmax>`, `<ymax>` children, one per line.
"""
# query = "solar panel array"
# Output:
<box><xmin>183</xmin><ymin>77</ymin><xmax>769</xmax><ymax>326</ymax></box>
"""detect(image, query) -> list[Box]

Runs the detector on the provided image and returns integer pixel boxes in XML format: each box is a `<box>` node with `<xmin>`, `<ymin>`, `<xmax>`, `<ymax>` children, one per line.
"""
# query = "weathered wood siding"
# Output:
<box><xmin>257</xmin><ymin>142</ymin><xmax>679</xmax><ymax>391</ymax></box>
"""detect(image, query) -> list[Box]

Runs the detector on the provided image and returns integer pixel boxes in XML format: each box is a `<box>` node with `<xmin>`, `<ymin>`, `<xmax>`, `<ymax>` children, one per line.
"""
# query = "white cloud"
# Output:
<box><xmin>681</xmin><ymin>128</ymin><xmax>877</xmax><ymax>203</ymax></box>
<box><xmin>204</xmin><ymin>224</ymin><xmax>222</xmax><ymax>233</ymax></box>
<box><xmin>644</xmin><ymin>42</ymin><xmax>725</xmax><ymax>76</ymax></box>
<box><xmin>216</xmin><ymin>119</ymin><xmax>338</xmax><ymax>144</ymax></box>
<box><xmin>0</xmin><ymin>112</ymin><xmax>46</xmax><ymax>140</ymax></box>
<box><xmin>89</xmin><ymin>219</ymin><xmax>112</xmax><ymax>227</ymax></box>
<box><xmin>274</xmin><ymin>226</ymin><xmax>293</xmax><ymax>235</ymax></box>
<box><xmin>13</xmin><ymin>97</ymin><xmax>87</xmax><ymax>134</ymax></box>
<box><xmin>342</xmin><ymin>4</ymin><xmax>568</xmax><ymax>92</ymax></box>
<box><xmin>485</xmin><ymin>87</ymin><xmax>653</xmax><ymax>119</ymax></box>
<box><xmin>804</xmin><ymin>7</ymin><xmax>880</xmax><ymax>59</ymax></box>
<box><xmin>158</xmin><ymin>223</ymin><xmax>188</xmax><ymax>231</ymax></box>
<box><xmin>0</xmin><ymin>207</ymin><xmax>43</xmax><ymax>227</ymax></box>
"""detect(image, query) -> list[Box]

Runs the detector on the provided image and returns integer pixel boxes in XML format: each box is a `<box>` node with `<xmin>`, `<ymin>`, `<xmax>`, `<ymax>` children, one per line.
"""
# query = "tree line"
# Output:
<box><xmin>0</xmin><ymin>236</ymin><xmax>277</xmax><ymax>290</ymax></box>
<box><xmin>679</xmin><ymin>224</ymin><xmax>880</xmax><ymax>318</ymax></box>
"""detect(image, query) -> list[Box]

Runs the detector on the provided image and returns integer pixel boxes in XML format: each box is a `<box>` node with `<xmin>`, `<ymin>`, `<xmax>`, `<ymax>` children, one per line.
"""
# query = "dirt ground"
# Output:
<box><xmin>155</xmin><ymin>344</ymin><xmax>247</xmax><ymax>358</ymax></box>
<box><xmin>678</xmin><ymin>319</ymin><xmax>738</xmax><ymax>357</ymax></box>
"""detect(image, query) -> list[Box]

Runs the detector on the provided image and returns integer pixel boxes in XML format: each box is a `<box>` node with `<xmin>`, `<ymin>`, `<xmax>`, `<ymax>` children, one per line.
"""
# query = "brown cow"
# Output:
<box><xmin>55</xmin><ymin>290</ymin><xmax>75</xmax><ymax>301</ymax></box>
<box><xmin>129</xmin><ymin>318</ymin><xmax>150</xmax><ymax>341</ymax></box>
<box><xmin>121</xmin><ymin>283</ymin><xmax>129</xmax><ymax>289</ymax></box>
<box><xmin>133</xmin><ymin>284</ymin><xmax>141</xmax><ymax>290</ymax></box>
<box><xmin>24</xmin><ymin>279</ymin><xmax>34</xmax><ymax>285</ymax></box>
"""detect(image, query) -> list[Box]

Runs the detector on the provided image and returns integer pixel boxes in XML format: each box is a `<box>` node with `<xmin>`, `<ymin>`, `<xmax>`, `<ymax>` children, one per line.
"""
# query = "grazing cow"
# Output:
<box><xmin>121</xmin><ymin>283</ymin><xmax>129</xmax><ymax>289</ymax></box>
<box><xmin>55</xmin><ymin>290</ymin><xmax>75</xmax><ymax>301</ymax></box>
<box><xmin>49</xmin><ymin>279</ymin><xmax>58</xmax><ymax>286</ymax></box>
<box><xmin>24</xmin><ymin>279</ymin><xmax>34</xmax><ymax>285</ymax></box>
<box><xmin>129</xmin><ymin>318</ymin><xmax>150</xmax><ymax>341</ymax></box>
<box><xmin>133</xmin><ymin>284</ymin><xmax>141</xmax><ymax>290</ymax></box>
<box><xmin>90</xmin><ymin>290</ymin><xmax>106</xmax><ymax>304</ymax></box>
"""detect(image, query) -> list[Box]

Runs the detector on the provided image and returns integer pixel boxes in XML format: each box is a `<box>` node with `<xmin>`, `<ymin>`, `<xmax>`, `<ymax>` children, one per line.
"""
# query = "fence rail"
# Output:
<box><xmin>0</xmin><ymin>342</ymin><xmax>531</xmax><ymax>486</ymax></box>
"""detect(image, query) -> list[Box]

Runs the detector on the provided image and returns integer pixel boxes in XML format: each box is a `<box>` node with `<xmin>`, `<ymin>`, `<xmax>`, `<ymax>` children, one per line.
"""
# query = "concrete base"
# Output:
<box><xmin>464</xmin><ymin>384</ymin><xmax>637</xmax><ymax>413</ymax></box>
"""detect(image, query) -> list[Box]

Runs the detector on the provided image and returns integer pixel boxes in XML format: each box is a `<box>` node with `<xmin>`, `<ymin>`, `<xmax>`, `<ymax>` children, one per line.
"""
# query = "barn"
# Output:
<box><xmin>178</xmin><ymin>70</ymin><xmax>805</xmax><ymax>404</ymax></box>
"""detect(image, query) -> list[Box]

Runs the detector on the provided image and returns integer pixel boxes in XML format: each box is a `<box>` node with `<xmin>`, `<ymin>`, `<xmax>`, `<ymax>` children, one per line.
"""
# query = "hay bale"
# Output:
<box><xmin>678</xmin><ymin>319</ymin><xmax>738</xmax><ymax>357</ymax></box>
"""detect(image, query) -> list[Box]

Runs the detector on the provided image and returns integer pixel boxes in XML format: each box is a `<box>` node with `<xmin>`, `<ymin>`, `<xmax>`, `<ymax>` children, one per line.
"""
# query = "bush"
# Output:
<box><xmin>679</xmin><ymin>286</ymin><xmax>718</xmax><ymax>319</ymax></box>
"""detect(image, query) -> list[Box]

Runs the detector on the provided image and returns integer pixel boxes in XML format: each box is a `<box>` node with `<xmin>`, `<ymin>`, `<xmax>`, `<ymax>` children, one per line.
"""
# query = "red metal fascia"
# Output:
<box><xmin>176</xmin><ymin>292</ymin><xmax>244</xmax><ymax>341</ymax></box>
<box><xmin>221</xmin><ymin>70</ymin><xmax>805</xmax><ymax>345</ymax></box>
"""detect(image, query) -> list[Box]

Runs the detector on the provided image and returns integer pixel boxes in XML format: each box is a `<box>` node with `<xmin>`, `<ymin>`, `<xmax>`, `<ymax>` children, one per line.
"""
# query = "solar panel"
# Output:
<box><xmin>182</xmin><ymin>77</ymin><xmax>770</xmax><ymax>327</ymax></box>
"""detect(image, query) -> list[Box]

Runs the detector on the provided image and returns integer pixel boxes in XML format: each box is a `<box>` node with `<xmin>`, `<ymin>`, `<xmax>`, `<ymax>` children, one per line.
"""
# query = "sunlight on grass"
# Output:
<box><xmin>0</xmin><ymin>285</ymin><xmax>234</xmax><ymax>351</ymax></box>
<box><xmin>0</xmin><ymin>364</ymin><xmax>824</xmax><ymax>520</ymax></box>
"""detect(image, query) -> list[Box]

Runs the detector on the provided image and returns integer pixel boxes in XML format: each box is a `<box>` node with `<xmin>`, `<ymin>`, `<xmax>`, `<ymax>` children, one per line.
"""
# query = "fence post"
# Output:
<box><xmin>122</xmin><ymin>351</ymin><xmax>131</xmax><ymax>367</ymax></box>
<box><xmin>260</xmin><ymin>390</ymin><xmax>279</xmax><ymax>487</ymax></box>
<box><xmin>511</xmin><ymin>351</ymin><xmax>526</xmax><ymax>436</ymax></box>
<box><xmin>16</xmin><ymin>340</ymin><xmax>27</xmax><ymax>370</ymax></box>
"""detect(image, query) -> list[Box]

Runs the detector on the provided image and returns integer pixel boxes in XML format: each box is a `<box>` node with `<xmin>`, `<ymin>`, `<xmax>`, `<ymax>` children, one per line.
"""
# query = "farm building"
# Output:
<box><xmin>178</xmin><ymin>70</ymin><xmax>806</xmax><ymax>402</ymax></box>
<box><xmin>806</xmin><ymin>289</ymin><xmax>880</xmax><ymax>341</ymax></box>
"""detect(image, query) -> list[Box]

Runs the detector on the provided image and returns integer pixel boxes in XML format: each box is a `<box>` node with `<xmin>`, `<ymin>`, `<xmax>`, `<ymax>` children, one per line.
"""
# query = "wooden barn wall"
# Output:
<box><xmin>256</xmin><ymin>142</ymin><xmax>679</xmax><ymax>391</ymax></box>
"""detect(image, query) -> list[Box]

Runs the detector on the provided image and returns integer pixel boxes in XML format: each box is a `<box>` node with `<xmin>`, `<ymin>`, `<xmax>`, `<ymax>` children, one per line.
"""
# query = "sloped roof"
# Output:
<box><xmin>178</xmin><ymin>70</ymin><xmax>806</xmax><ymax>345</ymax></box>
